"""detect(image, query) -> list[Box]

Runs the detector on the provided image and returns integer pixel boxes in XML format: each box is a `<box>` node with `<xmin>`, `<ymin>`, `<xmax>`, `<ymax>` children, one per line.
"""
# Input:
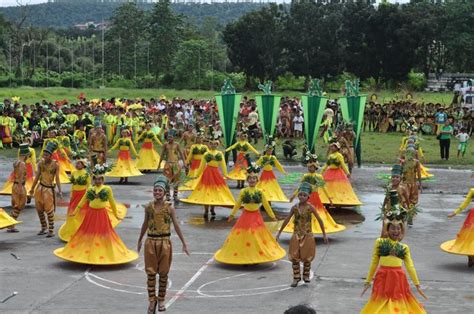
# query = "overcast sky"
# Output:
<box><xmin>0</xmin><ymin>0</ymin><xmax>410</xmax><ymax>7</ymax></box>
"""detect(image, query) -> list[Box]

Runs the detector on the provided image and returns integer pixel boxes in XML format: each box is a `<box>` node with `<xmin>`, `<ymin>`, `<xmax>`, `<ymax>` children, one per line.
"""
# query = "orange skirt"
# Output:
<box><xmin>361</xmin><ymin>266</ymin><xmax>425</xmax><ymax>313</ymax></box>
<box><xmin>179</xmin><ymin>158</ymin><xmax>203</xmax><ymax>191</ymax></box>
<box><xmin>54</xmin><ymin>207</ymin><xmax>138</xmax><ymax>265</ymax></box>
<box><xmin>441</xmin><ymin>208</ymin><xmax>474</xmax><ymax>255</ymax></box>
<box><xmin>214</xmin><ymin>210</ymin><xmax>286</xmax><ymax>264</ymax></box>
<box><xmin>256</xmin><ymin>169</ymin><xmax>289</xmax><ymax>202</ymax></box>
<box><xmin>227</xmin><ymin>152</ymin><xmax>248</xmax><ymax>181</ymax></box>
<box><xmin>180</xmin><ymin>166</ymin><xmax>235</xmax><ymax>206</ymax></box>
<box><xmin>319</xmin><ymin>168</ymin><xmax>362</xmax><ymax>206</ymax></box>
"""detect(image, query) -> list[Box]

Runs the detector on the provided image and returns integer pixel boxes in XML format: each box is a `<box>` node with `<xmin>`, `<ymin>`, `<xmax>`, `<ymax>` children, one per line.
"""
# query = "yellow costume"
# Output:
<box><xmin>54</xmin><ymin>184</ymin><xmax>138</xmax><ymax>265</ymax></box>
<box><xmin>180</xmin><ymin>150</ymin><xmax>235</xmax><ymax>206</ymax></box>
<box><xmin>135</xmin><ymin>130</ymin><xmax>163</xmax><ymax>171</ymax></box>
<box><xmin>225</xmin><ymin>140</ymin><xmax>259</xmax><ymax>181</ymax></box>
<box><xmin>106</xmin><ymin>137</ymin><xmax>143</xmax><ymax>178</ymax></box>
<box><xmin>255</xmin><ymin>154</ymin><xmax>288</xmax><ymax>202</ymax></box>
<box><xmin>215</xmin><ymin>186</ymin><xmax>286</xmax><ymax>264</ymax></box>
<box><xmin>284</xmin><ymin>172</ymin><xmax>346</xmax><ymax>234</ymax></box>
<box><xmin>179</xmin><ymin>143</ymin><xmax>208</xmax><ymax>191</ymax></box>
<box><xmin>319</xmin><ymin>152</ymin><xmax>362</xmax><ymax>206</ymax></box>
<box><xmin>58</xmin><ymin>169</ymin><xmax>127</xmax><ymax>242</ymax></box>
<box><xmin>441</xmin><ymin>188</ymin><xmax>474</xmax><ymax>256</ymax></box>
<box><xmin>361</xmin><ymin>238</ymin><xmax>425</xmax><ymax>313</ymax></box>
<box><xmin>0</xmin><ymin>208</ymin><xmax>20</xmax><ymax>229</ymax></box>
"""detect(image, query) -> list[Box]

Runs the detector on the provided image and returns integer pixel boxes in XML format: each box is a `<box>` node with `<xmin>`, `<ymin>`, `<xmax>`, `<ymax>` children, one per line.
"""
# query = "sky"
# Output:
<box><xmin>0</xmin><ymin>0</ymin><xmax>410</xmax><ymax>7</ymax></box>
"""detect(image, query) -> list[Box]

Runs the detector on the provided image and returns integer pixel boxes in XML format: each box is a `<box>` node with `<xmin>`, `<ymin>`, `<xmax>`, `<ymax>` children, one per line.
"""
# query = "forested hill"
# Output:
<box><xmin>0</xmin><ymin>2</ymin><xmax>267</xmax><ymax>28</ymax></box>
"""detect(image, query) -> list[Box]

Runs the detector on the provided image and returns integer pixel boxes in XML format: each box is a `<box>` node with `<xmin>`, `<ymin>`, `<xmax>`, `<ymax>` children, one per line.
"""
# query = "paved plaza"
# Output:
<box><xmin>1</xmin><ymin>162</ymin><xmax>473</xmax><ymax>313</ymax></box>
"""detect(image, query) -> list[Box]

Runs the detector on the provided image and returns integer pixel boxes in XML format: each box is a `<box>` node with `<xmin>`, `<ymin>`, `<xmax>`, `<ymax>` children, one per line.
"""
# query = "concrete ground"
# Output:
<box><xmin>0</xmin><ymin>162</ymin><xmax>473</xmax><ymax>314</ymax></box>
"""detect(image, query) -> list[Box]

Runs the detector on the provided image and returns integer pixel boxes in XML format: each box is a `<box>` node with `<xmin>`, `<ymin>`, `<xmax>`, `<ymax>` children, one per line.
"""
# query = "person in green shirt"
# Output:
<box><xmin>439</xmin><ymin>120</ymin><xmax>454</xmax><ymax>160</ymax></box>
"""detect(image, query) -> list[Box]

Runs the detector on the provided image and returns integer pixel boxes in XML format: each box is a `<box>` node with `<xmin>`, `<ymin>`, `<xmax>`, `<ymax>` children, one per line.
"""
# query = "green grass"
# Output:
<box><xmin>0</xmin><ymin>87</ymin><xmax>453</xmax><ymax>105</ymax></box>
<box><xmin>1</xmin><ymin>132</ymin><xmax>471</xmax><ymax>166</ymax></box>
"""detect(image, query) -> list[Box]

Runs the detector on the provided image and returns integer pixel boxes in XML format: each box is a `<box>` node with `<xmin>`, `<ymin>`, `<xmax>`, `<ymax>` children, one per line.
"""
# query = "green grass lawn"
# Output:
<box><xmin>0</xmin><ymin>87</ymin><xmax>453</xmax><ymax>105</ymax></box>
<box><xmin>1</xmin><ymin>132</ymin><xmax>471</xmax><ymax>166</ymax></box>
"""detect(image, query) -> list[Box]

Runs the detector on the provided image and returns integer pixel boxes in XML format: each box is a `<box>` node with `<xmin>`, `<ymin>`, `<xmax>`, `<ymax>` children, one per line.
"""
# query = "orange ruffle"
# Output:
<box><xmin>142</xmin><ymin>142</ymin><xmax>153</xmax><ymax>149</ymax></box>
<box><xmin>441</xmin><ymin>208</ymin><xmax>474</xmax><ymax>255</ymax></box>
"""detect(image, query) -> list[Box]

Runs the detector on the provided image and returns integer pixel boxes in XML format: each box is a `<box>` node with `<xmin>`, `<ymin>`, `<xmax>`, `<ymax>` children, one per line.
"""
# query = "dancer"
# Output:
<box><xmin>214</xmin><ymin>163</ymin><xmax>285</xmax><ymax>264</ymax></box>
<box><xmin>284</xmin><ymin>153</ymin><xmax>345</xmax><ymax>235</ymax></box>
<box><xmin>29</xmin><ymin>141</ymin><xmax>63</xmax><ymax>237</ymax></box>
<box><xmin>158</xmin><ymin>130</ymin><xmax>185</xmax><ymax>201</ymax></box>
<box><xmin>441</xmin><ymin>188</ymin><xmax>474</xmax><ymax>267</ymax></box>
<box><xmin>180</xmin><ymin>139</ymin><xmax>234</xmax><ymax>218</ymax></box>
<box><xmin>255</xmin><ymin>142</ymin><xmax>289</xmax><ymax>202</ymax></box>
<box><xmin>319</xmin><ymin>140</ymin><xmax>362</xmax><ymax>206</ymax></box>
<box><xmin>137</xmin><ymin>175</ymin><xmax>190</xmax><ymax>313</ymax></box>
<box><xmin>225</xmin><ymin>132</ymin><xmax>259</xmax><ymax>188</ymax></box>
<box><xmin>135</xmin><ymin>123</ymin><xmax>163</xmax><ymax>172</ymax></box>
<box><xmin>40</xmin><ymin>129</ymin><xmax>70</xmax><ymax>183</ymax></box>
<box><xmin>180</xmin><ymin>124</ymin><xmax>196</xmax><ymax>161</ymax></box>
<box><xmin>6</xmin><ymin>144</ymin><xmax>30</xmax><ymax>232</ymax></box>
<box><xmin>106</xmin><ymin>128</ymin><xmax>143</xmax><ymax>184</ymax></box>
<box><xmin>54</xmin><ymin>163</ymin><xmax>138</xmax><ymax>265</ymax></box>
<box><xmin>88</xmin><ymin>119</ymin><xmax>108</xmax><ymax>165</ymax></box>
<box><xmin>400</xmin><ymin>146</ymin><xmax>422</xmax><ymax>225</ymax></box>
<box><xmin>277</xmin><ymin>182</ymin><xmax>328</xmax><ymax>287</ymax></box>
<box><xmin>179</xmin><ymin>131</ymin><xmax>208</xmax><ymax>191</ymax></box>
<box><xmin>361</xmin><ymin>211</ymin><xmax>427</xmax><ymax>313</ymax></box>
<box><xmin>0</xmin><ymin>141</ymin><xmax>36</xmax><ymax>196</ymax></box>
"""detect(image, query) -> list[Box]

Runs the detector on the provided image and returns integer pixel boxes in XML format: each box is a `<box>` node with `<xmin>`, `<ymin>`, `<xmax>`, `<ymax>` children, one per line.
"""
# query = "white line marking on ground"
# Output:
<box><xmin>165</xmin><ymin>256</ymin><xmax>215</xmax><ymax>309</ymax></box>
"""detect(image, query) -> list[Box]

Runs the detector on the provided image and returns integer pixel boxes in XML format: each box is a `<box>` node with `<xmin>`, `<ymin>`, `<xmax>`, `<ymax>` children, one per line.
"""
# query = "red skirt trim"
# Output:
<box><xmin>309</xmin><ymin>191</ymin><xmax>325</xmax><ymax>209</ymax></box>
<box><xmin>67</xmin><ymin>189</ymin><xmax>86</xmax><ymax>215</ymax></box>
<box><xmin>260</xmin><ymin>169</ymin><xmax>276</xmax><ymax>181</ymax></box>
<box><xmin>118</xmin><ymin>150</ymin><xmax>131</xmax><ymax>160</ymax></box>
<box><xmin>190</xmin><ymin>158</ymin><xmax>201</xmax><ymax>170</ymax></box>
<box><xmin>461</xmin><ymin>208</ymin><xmax>474</xmax><ymax>228</ymax></box>
<box><xmin>372</xmin><ymin>266</ymin><xmax>413</xmax><ymax>301</ymax></box>
<box><xmin>198</xmin><ymin>166</ymin><xmax>226</xmax><ymax>187</ymax></box>
<box><xmin>233</xmin><ymin>210</ymin><xmax>264</xmax><ymax>230</ymax></box>
<box><xmin>141</xmin><ymin>142</ymin><xmax>153</xmax><ymax>149</ymax></box>
<box><xmin>235</xmin><ymin>152</ymin><xmax>248</xmax><ymax>170</ymax></box>
<box><xmin>74</xmin><ymin>207</ymin><xmax>114</xmax><ymax>237</ymax></box>
<box><xmin>323</xmin><ymin>168</ymin><xmax>349</xmax><ymax>181</ymax></box>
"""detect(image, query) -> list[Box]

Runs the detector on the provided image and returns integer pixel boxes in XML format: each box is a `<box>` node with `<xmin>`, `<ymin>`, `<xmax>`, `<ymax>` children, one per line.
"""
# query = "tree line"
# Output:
<box><xmin>0</xmin><ymin>1</ymin><xmax>472</xmax><ymax>91</ymax></box>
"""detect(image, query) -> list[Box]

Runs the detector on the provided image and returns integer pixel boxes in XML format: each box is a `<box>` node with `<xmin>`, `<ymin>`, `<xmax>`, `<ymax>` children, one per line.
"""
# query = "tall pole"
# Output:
<box><xmin>33</xmin><ymin>40</ymin><xmax>36</xmax><ymax>87</ymax></box>
<box><xmin>134</xmin><ymin>41</ymin><xmax>137</xmax><ymax>82</ymax></box>
<box><xmin>118</xmin><ymin>37</ymin><xmax>121</xmax><ymax>76</ymax></box>
<box><xmin>58</xmin><ymin>44</ymin><xmax>61</xmax><ymax>74</ymax></box>
<box><xmin>46</xmin><ymin>42</ymin><xmax>49</xmax><ymax>88</ymax></box>
<box><xmin>92</xmin><ymin>38</ymin><xmax>95</xmax><ymax>88</ymax></box>
<box><xmin>9</xmin><ymin>41</ymin><xmax>12</xmax><ymax>88</ymax></box>
<box><xmin>101</xmin><ymin>19</ymin><xmax>105</xmax><ymax>87</ymax></box>
<box><xmin>147</xmin><ymin>41</ymin><xmax>150</xmax><ymax>76</ymax></box>
<box><xmin>71</xmin><ymin>40</ymin><xmax>74</xmax><ymax>88</ymax></box>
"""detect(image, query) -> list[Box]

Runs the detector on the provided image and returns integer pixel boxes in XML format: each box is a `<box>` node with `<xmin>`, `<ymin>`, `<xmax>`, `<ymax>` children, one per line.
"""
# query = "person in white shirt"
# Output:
<box><xmin>456</xmin><ymin>127</ymin><xmax>470</xmax><ymax>158</ymax></box>
<box><xmin>293</xmin><ymin>111</ymin><xmax>304</xmax><ymax>138</ymax></box>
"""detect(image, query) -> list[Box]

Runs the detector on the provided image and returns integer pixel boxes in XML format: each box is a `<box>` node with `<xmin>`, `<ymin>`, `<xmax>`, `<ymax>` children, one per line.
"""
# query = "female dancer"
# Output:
<box><xmin>54</xmin><ymin>163</ymin><xmax>138</xmax><ymax>265</ymax></box>
<box><xmin>319</xmin><ymin>140</ymin><xmax>361</xmax><ymax>206</ymax></box>
<box><xmin>255</xmin><ymin>143</ymin><xmax>289</xmax><ymax>202</ymax></box>
<box><xmin>106</xmin><ymin>128</ymin><xmax>143</xmax><ymax>184</ymax></box>
<box><xmin>225</xmin><ymin>132</ymin><xmax>259</xmax><ymax>188</ymax></box>
<box><xmin>135</xmin><ymin>123</ymin><xmax>163</xmax><ymax>172</ymax></box>
<box><xmin>179</xmin><ymin>132</ymin><xmax>208</xmax><ymax>191</ymax></box>
<box><xmin>214</xmin><ymin>164</ymin><xmax>285</xmax><ymax>265</ymax></box>
<box><xmin>180</xmin><ymin>139</ymin><xmax>235</xmax><ymax>218</ymax></box>
<box><xmin>441</xmin><ymin>188</ymin><xmax>474</xmax><ymax>267</ymax></box>
<box><xmin>283</xmin><ymin>153</ymin><xmax>345</xmax><ymax>235</ymax></box>
<box><xmin>361</xmin><ymin>212</ymin><xmax>427</xmax><ymax>313</ymax></box>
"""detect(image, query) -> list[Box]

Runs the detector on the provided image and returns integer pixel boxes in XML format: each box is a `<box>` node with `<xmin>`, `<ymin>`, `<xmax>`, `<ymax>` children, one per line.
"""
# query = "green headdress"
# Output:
<box><xmin>153</xmin><ymin>175</ymin><xmax>169</xmax><ymax>190</ymax></box>
<box><xmin>298</xmin><ymin>182</ymin><xmax>313</xmax><ymax>195</ymax></box>
<box><xmin>44</xmin><ymin>141</ymin><xmax>58</xmax><ymax>155</ymax></box>
<box><xmin>391</xmin><ymin>164</ymin><xmax>402</xmax><ymax>177</ymax></box>
<box><xmin>19</xmin><ymin>143</ymin><xmax>30</xmax><ymax>156</ymax></box>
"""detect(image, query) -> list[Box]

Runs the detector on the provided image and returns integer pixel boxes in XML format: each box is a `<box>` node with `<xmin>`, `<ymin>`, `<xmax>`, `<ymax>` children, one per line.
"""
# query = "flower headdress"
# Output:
<box><xmin>264</xmin><ymin>135</ymin><xmax>277</xmax><ymax>151</ymax></box>
<box><xmin>303</xmin><ymin>150</ymin><xmax>319</xmax><ymax>168</ymax></box>
<box><xmin>245</xmin><ymin>154</ymin><xmax>261</xmax><ymax>178</ymax></box>
<box><xmin>89</xmin><ymin>163</ymin><xmax>113</xmax><ymax>176</ymax></box>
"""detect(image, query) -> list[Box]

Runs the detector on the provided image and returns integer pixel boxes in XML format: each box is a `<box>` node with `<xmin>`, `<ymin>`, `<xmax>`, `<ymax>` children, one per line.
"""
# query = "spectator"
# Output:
<box><xmin>434</xmin><ymin>107</ymin><xmax>448</xmax><ymax>135</ymax></box>
<box><xmin>456</xmin><ymin>127</ymin><xmax>469</xmax><ymax>158</ymax></box>
<box><xmin>439</xmin><ymin>120</ymin><xmax>454</xmax><ymax>160</ymax></box>
<box><xmin>293</xmin><ymin>111</ymin><xmax>304</xmax><ymax>138</ymax></box>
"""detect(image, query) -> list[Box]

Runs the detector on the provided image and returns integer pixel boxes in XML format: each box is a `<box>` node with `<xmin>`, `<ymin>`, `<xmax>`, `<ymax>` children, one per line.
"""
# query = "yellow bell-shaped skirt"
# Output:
<box><xmin>0</xmin><ymin>208</ymin><xmax>21</xmax><ymax>229</ymax></box>
<box><xmin>441</xmin><ymin>208</ymin><xmax>474</xmax><ymax>256</ymax></box>
<box><xmin>106</xmin><ymin>150</ymin><xmax>143</xmax><ymax>178</ymax></box>
<box><xmin>256</xmin><ymin>169</ymin><xmax>289</xmax><ymax>202</ymax></box>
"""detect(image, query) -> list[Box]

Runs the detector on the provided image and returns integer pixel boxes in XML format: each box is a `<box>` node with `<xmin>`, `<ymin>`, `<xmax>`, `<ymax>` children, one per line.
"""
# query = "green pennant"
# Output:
<box><xmin>302</xmin><ymin>95</ymin><xmax>327</xmax><ymax>153</ymax></box>
<box><xmin>215</xmin><ymin>79</ymin><xmax>241</xmax><ymax>148</ymax></box>
<box><xmin>339</xmin><ymin>79</ymin><xmax>367</xmax><ymax>146</ymax></box>
<box><xmin>256</xmin><ymin>80</ymin><xmax>280</xmax><ymax>138</ymax></box>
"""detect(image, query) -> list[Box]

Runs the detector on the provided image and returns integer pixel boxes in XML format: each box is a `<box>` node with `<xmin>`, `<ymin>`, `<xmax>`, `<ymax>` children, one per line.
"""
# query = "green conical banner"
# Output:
<box><xmin>339</xmin><ymin>95</ymin><xmax>367</xmax><ymax>146</ymax></box>
<box><xmin>255</xmin><ymin>95</ymin><xmax>281</xmax><ymax>138</ymax></box>
<box><xmin>216</xmin><ymin>94</ymin><xmax>242</xmax><ymax>148</ymax></box>
<box><xmin>302</xmin><ymin>95</ymin><xmax>328</xmax><ymax>152</ymax></box>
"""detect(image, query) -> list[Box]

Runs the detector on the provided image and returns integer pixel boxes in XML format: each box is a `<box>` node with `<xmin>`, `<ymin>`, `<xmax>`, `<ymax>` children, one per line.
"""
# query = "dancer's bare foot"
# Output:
<box><xmin>37</xmin><ymin>229</ymin><xmax>47</xmax><ymax>235</ymax></box>
<box><xmin>148</xmin><ymin>300</ymin><xmax>157</xmax><ymax>314</ymax></box>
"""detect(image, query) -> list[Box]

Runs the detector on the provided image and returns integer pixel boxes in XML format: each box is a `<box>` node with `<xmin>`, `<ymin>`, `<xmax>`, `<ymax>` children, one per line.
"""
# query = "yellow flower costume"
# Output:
<box><xmin>54</xmin><ymin>184</ymin><xmax>138</xmax><ymax>265</ymax></box>
<box><xmin>58</xmin><ymin>169</ymin><xmax>127</xmax><ymax>242</ymax></box>
<box><xmin>284</xmin><ymin>172</ymin><xmax>346</xmax><ymax>234</ymax></box>
<box><xmin>0</xmin><ymin>147</ymin><xmax>36</xmax><ymax>195</ymax></box>
<box><xmin>106</xmin><ymin>137</ymin><xmax>143</xmax><ymax>178</ymax></box>
<box><xmin>255</xmin><ymin>154</ymin><xmax>289</xmax><ymax>202</ymax></box>
<box><xmin>179</xmin><ymin>143</ymin><xmax>208</xmax><ymax>191</ymax></box>
<box><xmin>225</xmin><ymin>140</ymin><xmax>259</xmax><ymax>181</ymax></box>
<box><xmin>319</xmin><ymin>152</ymin><xmax>362</xmax><ymax>206</ymax></box>
<box><xmin>180</xmin><ymin>149</ymin><xmax>235</xmax><ymax>206</ymax></box>
<box><xmin>361</xmin><ymin>238</ymin><xmax>425</xmax><ymax>314</ymax></box>
<box><xmin>0</xmin><ymin>208</ymin><xmax>20</xmax><ymax>229</ymax></box>
<box><xmin>214</xmin><ymin>186</ymin><xmax>286</xmax><ymax>264</ymax></box>
<box><xmin>441</xmin><ymin>188</ymin><xmax>474</xmax><ymax>257</ymax></box>
<box><xmin>135</xmin><ymin>130</ymin><xmax>163</xmax><ymax>171</ymax></box>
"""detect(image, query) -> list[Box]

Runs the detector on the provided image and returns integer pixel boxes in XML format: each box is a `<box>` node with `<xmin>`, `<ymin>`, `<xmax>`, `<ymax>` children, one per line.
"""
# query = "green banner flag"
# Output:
<box><xmin>255</xmin><ymin>81</ymin><xmax>280</xmax><ymax>138</ymax></box>
<box><xmin>339</xmin><ymin>79</ymin><xmax>367</xmax><ymax>146</ymax></box>
<box><xmin>215</xmin><ymin>79</ymin><xmax>241</xmax><ymax>148</ymax></box>
<box><xmin>302</xmin><ymin>79</ymin><xmax>327</xmax><ymax>153</ymax></box>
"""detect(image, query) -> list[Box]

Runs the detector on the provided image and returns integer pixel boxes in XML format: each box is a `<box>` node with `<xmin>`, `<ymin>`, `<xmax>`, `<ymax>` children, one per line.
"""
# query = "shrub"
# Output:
<box><xmin>407</xmin><ymin>70</ymin><xmax>427</xmax><ymax>91</ymax></box>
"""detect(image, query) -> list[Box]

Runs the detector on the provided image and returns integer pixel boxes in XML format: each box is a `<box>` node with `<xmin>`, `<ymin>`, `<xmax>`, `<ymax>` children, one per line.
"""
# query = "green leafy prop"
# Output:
<box><xmin>256</xmin><ymin>81</ymin><xmax>281</xmax><ymax>139</ymax></box>
<box><xmin>302</xmin><ymin>79</ymin><xmax>327</xmax><ymax>153</ymax></box>
<box><xmin>215</xmin><ymin>79</ymin><xmax>241</xmax><ymax>148</ymax></box>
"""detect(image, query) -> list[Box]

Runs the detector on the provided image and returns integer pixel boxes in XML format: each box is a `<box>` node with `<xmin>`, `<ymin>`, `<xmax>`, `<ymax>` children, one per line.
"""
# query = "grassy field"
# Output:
<box><xmin>0</xmin><ymin>87</ymin><xmax>453</xmax><ymax>104</ymax></box>
<box><xmin>0</xmin><ymin>132</ymin><xmax>471</xmax><ymax>166</ymax></box>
